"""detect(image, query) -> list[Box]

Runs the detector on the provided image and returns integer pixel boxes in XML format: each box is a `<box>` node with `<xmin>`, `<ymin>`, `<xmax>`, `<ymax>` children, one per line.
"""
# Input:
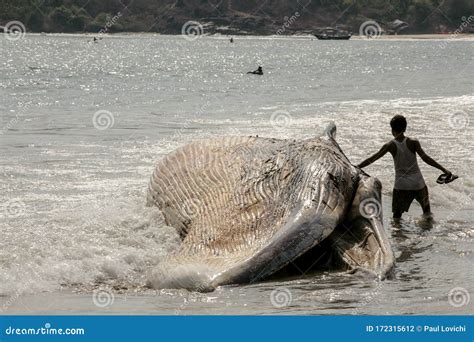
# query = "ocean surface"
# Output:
<box><xmin>0</xmin><ymin>34</ymin><xmax>473</xmax><ymax>315</ymax></box>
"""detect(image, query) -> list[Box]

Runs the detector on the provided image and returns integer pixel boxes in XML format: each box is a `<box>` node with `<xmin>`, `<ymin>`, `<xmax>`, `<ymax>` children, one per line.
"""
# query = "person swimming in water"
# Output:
<box><xmin>247</xmin><ymin>66</ymin><xmax>263</xmax><ymax>75</ymax></box>
<box><xmin>357</xmin><ymin>115</ymin><xmax>455</xmax><ymax>220</ymax></box>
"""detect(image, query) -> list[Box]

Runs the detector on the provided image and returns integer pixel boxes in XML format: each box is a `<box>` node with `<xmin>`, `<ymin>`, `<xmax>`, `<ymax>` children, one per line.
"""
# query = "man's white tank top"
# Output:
<box><xmin>392</xmin><ymin>137</ymin><xmax>426</xmax><ymax>190</ymax></box>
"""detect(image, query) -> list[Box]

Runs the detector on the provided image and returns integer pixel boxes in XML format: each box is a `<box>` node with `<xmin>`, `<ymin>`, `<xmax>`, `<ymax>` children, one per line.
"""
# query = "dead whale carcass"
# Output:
<box><xmin>146</xmin><ymin>123</ymin><xmax>395</xmax><ymax>291</ymax></box>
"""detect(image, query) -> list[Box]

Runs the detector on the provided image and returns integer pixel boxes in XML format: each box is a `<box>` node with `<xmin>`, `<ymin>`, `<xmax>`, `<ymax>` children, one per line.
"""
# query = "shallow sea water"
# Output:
<box><xmin>0</xmin><ymin>34</ymin><xmax>473</xmax><ymax>314</ymax></box>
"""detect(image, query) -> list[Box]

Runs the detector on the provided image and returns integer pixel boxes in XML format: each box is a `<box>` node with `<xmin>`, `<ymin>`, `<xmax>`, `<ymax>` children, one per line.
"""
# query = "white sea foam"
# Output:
<box><xmin>0</xmin><ymin>195</ymin><xmax>180</xmax><ymax>295</ymax></box>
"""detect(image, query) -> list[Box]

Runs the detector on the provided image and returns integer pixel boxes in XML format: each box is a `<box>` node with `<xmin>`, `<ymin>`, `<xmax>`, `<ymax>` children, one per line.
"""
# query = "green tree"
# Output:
<box><xmin>407</xmin><ymin>0</ymin><xmax>434</xmax><ymax>30</ymax></box>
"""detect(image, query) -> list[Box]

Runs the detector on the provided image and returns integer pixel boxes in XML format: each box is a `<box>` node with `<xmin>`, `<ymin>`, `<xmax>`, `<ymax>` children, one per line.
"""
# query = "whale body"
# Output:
<box><xmin>146</xmin><ymin>123</ymin><xmax>394</xmax><ymax>291</ymax></box>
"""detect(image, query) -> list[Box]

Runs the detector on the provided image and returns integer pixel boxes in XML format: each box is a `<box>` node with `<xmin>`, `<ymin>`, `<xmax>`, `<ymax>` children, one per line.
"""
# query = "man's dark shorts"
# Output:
<box><xmin>392</xmin><ymin>186</ymin><xmax>430</xmax><ymax>213</ymax></box>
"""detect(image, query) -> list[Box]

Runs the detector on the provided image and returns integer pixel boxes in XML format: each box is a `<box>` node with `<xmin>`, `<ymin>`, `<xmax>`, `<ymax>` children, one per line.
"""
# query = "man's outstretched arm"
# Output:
<box><xmin>357</xmin><ymin>143</ymin><xmax>391</xmax><ymax>169</ymax></box>
<box><xmin>413</xmin><ymin>140</ymin><xmax>451</xmax><ymax>174</ymax></box>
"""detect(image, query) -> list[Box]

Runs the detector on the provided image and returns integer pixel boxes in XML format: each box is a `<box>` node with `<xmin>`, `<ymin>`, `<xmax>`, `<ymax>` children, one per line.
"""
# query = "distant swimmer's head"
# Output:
<box><xmin>248</xmin><ymin>66</ymin><xmax>263</xmax><ymax>75</ymax></box>
<box><xmin>390</xmin><ymin>114</ymin><xmax>407</xmax><ymax>137</ymax></box>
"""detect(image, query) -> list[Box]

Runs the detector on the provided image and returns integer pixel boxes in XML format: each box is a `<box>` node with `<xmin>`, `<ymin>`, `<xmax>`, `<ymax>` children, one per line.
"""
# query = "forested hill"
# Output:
<box><xmin>1</xmin><ymin>0</ymin><xmax>473</xmax><ymax>35</ymax></box>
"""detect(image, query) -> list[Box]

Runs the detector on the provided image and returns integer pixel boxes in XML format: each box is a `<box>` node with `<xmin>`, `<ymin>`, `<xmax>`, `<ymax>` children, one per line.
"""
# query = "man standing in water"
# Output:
<box><xmin>357</xmin><ymin>115</ymin><xmax>454</xmax><ymax>220</ymax></box>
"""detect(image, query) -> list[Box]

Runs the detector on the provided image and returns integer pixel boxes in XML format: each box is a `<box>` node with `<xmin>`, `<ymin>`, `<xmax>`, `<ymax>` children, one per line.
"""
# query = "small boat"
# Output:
<box><xmin>314</xmin><ymin>27</ymin><xmax>352</xmax><ymax>40</ymax></box>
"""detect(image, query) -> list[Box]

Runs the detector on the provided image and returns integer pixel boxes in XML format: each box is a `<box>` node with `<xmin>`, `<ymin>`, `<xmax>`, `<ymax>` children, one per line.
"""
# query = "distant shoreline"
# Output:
<box><xmin>351</xmin><ymin>33</ymin><xmax>474</xmax><ymax>40</ymax></box>
<box><xmin>24</xmin><ymin>32</ymin><xmax>474</xmax><ymax>40</ymax></box>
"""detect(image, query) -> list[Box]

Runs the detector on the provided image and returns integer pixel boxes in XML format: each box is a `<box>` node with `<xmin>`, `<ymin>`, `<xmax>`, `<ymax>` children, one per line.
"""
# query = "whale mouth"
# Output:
<box><xmin>330</xmin><ymin>217</ymin><xmax>395</xmax><ymax>278</ymax></box>
<box><xmin>264</xmin><ymin>215</ymin><xmax>395</xmax><ymax>280</ymax></box>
